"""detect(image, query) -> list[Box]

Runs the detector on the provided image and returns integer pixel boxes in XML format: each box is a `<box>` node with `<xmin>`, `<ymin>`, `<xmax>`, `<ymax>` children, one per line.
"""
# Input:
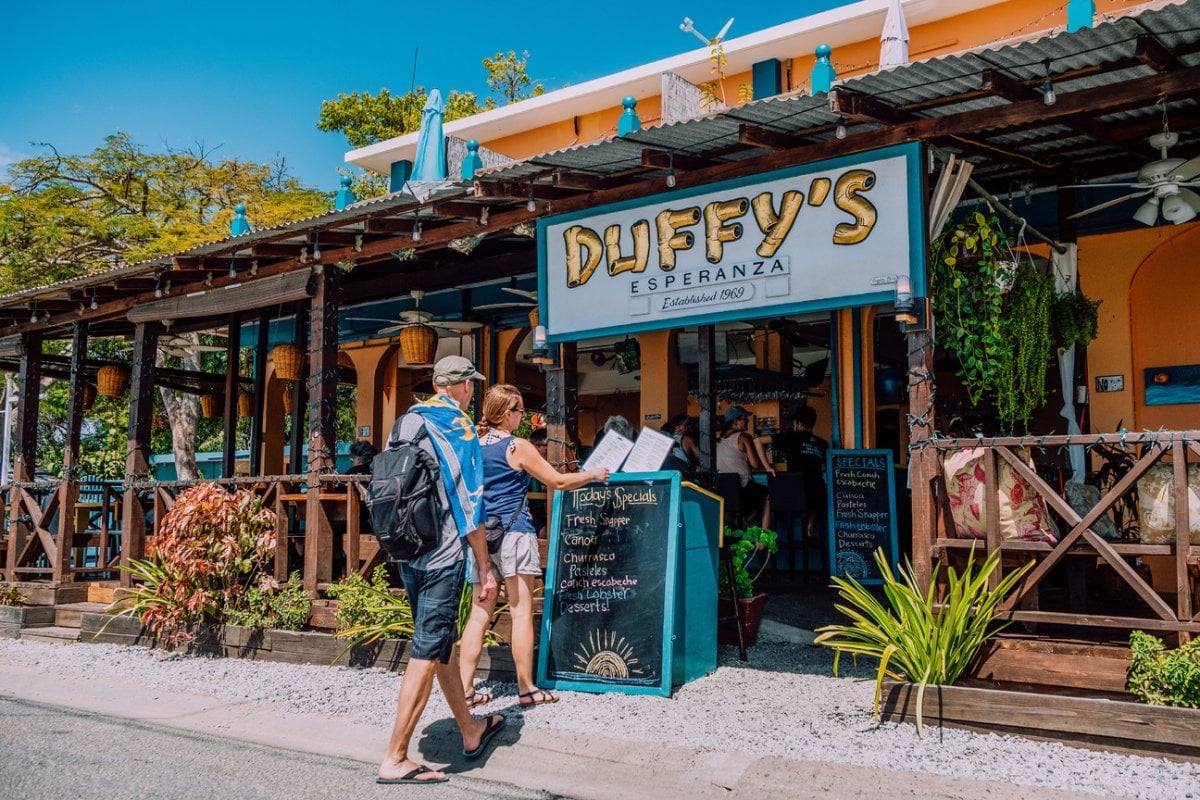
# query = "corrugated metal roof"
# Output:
<box><xmin>479</xmin><ymin>0</ymin><xmax>1200</xmax><ymax>183</ymax></box>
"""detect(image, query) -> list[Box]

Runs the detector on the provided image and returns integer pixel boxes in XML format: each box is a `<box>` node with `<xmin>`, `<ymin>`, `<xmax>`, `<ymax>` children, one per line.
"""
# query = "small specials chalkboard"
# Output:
<box><xmin>537</xmin><ymin>473</ymin><xmax>680</xmax><ymax>696</ymax></box>
<box><xmin>825</xmin><ymin>449</ymin><xmax>899</xmax><ymax>585</ymax></box>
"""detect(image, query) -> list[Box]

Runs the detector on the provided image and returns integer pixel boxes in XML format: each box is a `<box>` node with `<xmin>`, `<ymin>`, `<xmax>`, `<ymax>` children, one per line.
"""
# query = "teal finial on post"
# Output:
<box><xmin>810</xmin><ymin>44</ymin><xmax>836</xmax><ymax>94</ymax></box>
<box><xmin>230</xmin><ymin>203</ymin><xmax>250</xmax><ymax>236</ymax></box>
<box><xmin>334</xmin><ymin>175</ymin><xmax>356</xmax><ymax>210</ymax></box>
<box><xmin>617</xmin><ymin>96</ymin><xmax>641</xmax><ymax>136</ymax></box>
<box><xmin>1067</xmin><ymin>0</ymin><xmax>1094</xmax><ymax>32</ymax></box>
<box><xmin>461</xmin><ymin>139</ymin><xmax>483</xmax><ymax>180</ymax></box>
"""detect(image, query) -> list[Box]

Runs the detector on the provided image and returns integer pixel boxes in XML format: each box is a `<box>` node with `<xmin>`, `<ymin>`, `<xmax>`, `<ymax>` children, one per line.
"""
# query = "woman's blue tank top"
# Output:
<box><xmin>481</xmin><ymin>434</ymin><xmax>535</xmax><ymax>533</ymax></box>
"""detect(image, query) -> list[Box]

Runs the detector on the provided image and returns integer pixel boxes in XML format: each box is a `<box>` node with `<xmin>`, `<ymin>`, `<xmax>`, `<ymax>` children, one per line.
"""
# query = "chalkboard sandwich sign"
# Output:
<box><xmin>826</xmin><ymin>449</ymin><xmax>899</xmax><ymax>585</ymax></box>
<box><xmin>537</xmin><ymin>472</ymin><xmax>681</xmax><ymax>697</ymax></box>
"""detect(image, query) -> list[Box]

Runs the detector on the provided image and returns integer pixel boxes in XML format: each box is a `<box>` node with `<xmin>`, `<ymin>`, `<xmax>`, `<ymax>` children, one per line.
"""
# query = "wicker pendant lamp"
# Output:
<box><xmin>237</xmin><ymin>391</ymin><xmax>254</xmax><ymax>417</ymax></box>
<box><xmin>200</xmin><ymin>393</ymin><xmax>223</xmax><ymax>418</ymax></box>
<box><xmin>96</xmin><ymin>365</ymin><xmax>130</xmax><ymax>398</ymax></box>
<box><xmin>400</xmin><ymin>323</ymin><xmax>438</xmax><ymax>366</ymax></box>
<box><xmin>272</xmin><ymin>343</ymin><xmax>303</xmax><ymax>380</ymax></box>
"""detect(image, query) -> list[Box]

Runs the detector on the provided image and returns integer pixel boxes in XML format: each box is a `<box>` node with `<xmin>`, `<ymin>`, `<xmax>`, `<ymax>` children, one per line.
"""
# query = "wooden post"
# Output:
<box><xmin>1173</xmin><ymin>440</ymin><xmax>1193</xmax><ymax>640</ymax></box>
<box><xmin>120</xmin><ymin>322</ymin><xmax>159</xmax><ymax>587</ymax></box>
<box><xmin>288</xmin><ymin>303</ymin><xmax>308</xmax><ymax>476</ymax></box>
<box><xmin>54</xmin><ymin>322</ymin><xmax>89</xmax><ymax>583</ymax></box>
<box><xmin>221</xmin><ymin>313</ymin><xmax>242</xmax><ymax>478</ymax></box>
<box><xmin>906</xmin><ymin>328</ymin><xmax>936</xmax><ymax>589</ymax></box>
<box><xmin>304</xmin><ymin>267</ymin><xmax>339</xmax><ymax>590</ymax></box>
<box><xmin>545</xmin><ymin>343</ymin><xmax>579</xmax><ymax>473</ymax></box>
<box><xmin>6</xmin><ymin>331</ymin><xmax>42</xmax><ymax>583</ymax></box>
<box><xmin>697</xmin><ymin>324</ymin><xmax>717</xmax><ymax>479</ymax></box>
<box><xmin>250</xmin><ymin>310</ymin><xmax>269</xmax><ymax>476</ymax></box>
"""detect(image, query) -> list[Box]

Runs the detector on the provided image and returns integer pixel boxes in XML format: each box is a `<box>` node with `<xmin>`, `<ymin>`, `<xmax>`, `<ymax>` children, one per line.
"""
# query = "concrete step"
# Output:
<box><xmin>55</xmin><ymin>602</ymin><xmax>109</xmax><ymax>629</ymax></box>
<box><xmin>20</xmin><ymin>626</ymin><xmax>81</xmax><ymax>644</ymax></box>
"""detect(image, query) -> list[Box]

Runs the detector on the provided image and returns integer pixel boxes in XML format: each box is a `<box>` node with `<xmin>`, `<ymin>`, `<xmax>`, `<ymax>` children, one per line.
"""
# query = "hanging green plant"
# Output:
<box><xmin>1050</xmin><ymin>290</ymin><xmax>1101</xmax><ymax>350</ymax></box>
<box><xmin>995</xmin><ymin>260</ymin><xmax>1054</xmax><ymax>433</ymax></box>
<box><xmin>929</xmin><ymin>211</ymin><xmax>1012</xmax><ymax>405</ymax></box>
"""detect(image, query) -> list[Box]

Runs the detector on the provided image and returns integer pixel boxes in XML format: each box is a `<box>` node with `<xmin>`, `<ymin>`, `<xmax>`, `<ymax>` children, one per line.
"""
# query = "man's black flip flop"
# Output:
<box><xmin>462</xmin><ymin>713</ymin><xmax>506</xmax><ymax>759</ymax></box>
<box><xmin>376</xmin><ymin>765</ymin><xmax>449</xmax><ymax>784</ymax></box>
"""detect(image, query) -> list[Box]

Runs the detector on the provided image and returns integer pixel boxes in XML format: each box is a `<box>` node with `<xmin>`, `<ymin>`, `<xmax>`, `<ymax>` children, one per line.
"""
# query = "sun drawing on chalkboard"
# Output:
<box><xmin>573</xmin><ymin>629</ymin><xmax>643</xmax><ymax>678</ymax></box>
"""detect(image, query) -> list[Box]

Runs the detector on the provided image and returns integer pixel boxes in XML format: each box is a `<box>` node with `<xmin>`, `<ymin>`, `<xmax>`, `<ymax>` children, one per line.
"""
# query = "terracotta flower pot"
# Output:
<box><xmin>717</xmin><ymin>592</ymin><xmax>769</xmax><ymax>648</ymax></box>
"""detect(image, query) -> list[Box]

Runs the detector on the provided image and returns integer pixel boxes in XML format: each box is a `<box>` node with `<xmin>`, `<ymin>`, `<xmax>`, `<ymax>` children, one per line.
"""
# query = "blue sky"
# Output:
<box><xmin>1</xmin><ymin>1</ymin><xmax>854</xmax><ymax>189</ymax></box>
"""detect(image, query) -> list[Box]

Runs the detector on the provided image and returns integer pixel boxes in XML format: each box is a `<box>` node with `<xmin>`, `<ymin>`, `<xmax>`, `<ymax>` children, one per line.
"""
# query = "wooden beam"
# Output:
<box><xmin>738</xmin><ymin>123</ymin><xmax>806</xmax><ymax>151</ymax></box>
<box><xmin>304</xmin><ymin>268</ymin><xmax>339</xmax><ymax>590</ymax></box>
<box><xmin>430</xmin><ymin>201</ymin><xmax>487</xmax><ymax>220</ymax></box>
<box><xmin>221</xmin><ymin>313</ymin><xmax>241</xmax><ymax>478</ymax></box>
<box><xmin>250</xmin><ymin>309</ymin><xmax>269</xmax><ymax>477</ymax></box>
<box><xmin>552</xmin><ymin>170</ymin><xmax>612</xmax><ymax>190</ymax></box>
<box><xmin>640</xmin><ymin>149</ymin><xmax>717</xmax><ymax>171</ymax></box>
<box><xmin>831</xmin><ymin>88</ymin><xmax>905</xmax><ymax>125</ymax></box>
<box><xmin>310</xmin><ymin>231</ymin><xmax>360</xmax><ymax>247</ymax></box>
<box><xmin>1135</xmin><ymin>33</ymin><xmax>1179</xmax><ymax>73</ymax></box>
<box><xmin>364</xmin><ymin>217</ymin><xmax>416</xmax><ymax>234</ymax></box>
<box><xmin>252</xmin><ymin>243</ymin><xmax>306</xmax><ymax>258</ymax></box>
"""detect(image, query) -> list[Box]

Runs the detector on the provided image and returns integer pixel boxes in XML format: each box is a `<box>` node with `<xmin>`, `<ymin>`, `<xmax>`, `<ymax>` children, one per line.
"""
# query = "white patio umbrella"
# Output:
<box><xmin>880</xmin><ymin>0</ymin><xmax>909</xmax><ymax>70</ymax></box>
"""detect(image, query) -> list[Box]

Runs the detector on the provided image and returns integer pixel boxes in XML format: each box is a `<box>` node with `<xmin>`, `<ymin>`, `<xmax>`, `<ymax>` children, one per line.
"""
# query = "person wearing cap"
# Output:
<box><xmin>716</xmin><ymin>405</ymin><xmax>770</xmax><ymax>528</ymax></box>
<box><xmin>377</xmin><ymin>355</ymin><xmax>504</xmax><ymax>785</ymax></box>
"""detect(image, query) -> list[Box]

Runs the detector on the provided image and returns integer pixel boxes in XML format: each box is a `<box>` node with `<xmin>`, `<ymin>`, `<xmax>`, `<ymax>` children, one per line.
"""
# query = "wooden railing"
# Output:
<box><xmin>124</xmin><ymin>473</ymin><xmax>378</xmax><ymax>591</ymax></box>
<box><xmin>3</xmin><ymin>478</ymin><xmax>123</xmax><ymax>583</ymax></box>
<box><xmin>919</xmin><ymin>431</ymin><xmax>1200</xmax><ymax>636</ymax></box>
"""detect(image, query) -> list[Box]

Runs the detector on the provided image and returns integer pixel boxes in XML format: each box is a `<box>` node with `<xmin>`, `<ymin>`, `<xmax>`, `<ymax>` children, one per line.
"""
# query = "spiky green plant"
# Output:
<box><xmin>814</xmin><ymin>547</ymin><xmax>1031</xmax><ymax>736</ymax></box>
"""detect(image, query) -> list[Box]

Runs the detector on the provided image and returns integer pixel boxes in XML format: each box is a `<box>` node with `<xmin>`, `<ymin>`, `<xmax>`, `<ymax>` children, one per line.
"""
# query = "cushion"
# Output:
<box><xmin>1063</xmin><ymin>481</ymin><xmax>1120</xmax><ymax>541</ymax></box>
<box><xmin>1136</xmin><ymin>463</ymin><xmax>1200</xmax><ymax>545</ymax></box>
<box><xmin>943</xmin><ymin>447</ymin><xmax>1058</xmax><ymax>543</ymax></box>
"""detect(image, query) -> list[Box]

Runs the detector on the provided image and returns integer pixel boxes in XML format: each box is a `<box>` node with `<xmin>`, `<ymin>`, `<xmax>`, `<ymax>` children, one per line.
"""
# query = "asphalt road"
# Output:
<box><xmin>0</xmin><ymin>697</ymin><xmax>554</xmax><ymax>800</ymax></box>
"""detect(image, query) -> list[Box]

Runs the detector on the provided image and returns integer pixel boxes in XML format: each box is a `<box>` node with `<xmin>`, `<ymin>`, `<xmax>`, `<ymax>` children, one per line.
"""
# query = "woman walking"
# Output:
<box><xmin>459</xmin><ymin>384</ymin><xmax>609</xmax><ymax>708</ymax></box>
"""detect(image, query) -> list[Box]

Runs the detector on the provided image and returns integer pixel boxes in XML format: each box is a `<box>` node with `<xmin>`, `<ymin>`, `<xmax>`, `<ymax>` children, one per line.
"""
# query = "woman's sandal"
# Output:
<box><xmin>465</xmin><ymin>688</ymin><xmax>494</xmax><ymax>709</ymax></box>
<box><xmin>518</xmin><ymin>688</ymin><xmax>559</xmax><ymax>707</ymax></box>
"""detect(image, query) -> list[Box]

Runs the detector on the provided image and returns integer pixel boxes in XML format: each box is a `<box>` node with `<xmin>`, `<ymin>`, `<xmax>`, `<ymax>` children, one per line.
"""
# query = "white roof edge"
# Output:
<box><xmin>345</xmin><ymin>0</ymin><xmax>1006</xmax><ymax>175</ymax></box>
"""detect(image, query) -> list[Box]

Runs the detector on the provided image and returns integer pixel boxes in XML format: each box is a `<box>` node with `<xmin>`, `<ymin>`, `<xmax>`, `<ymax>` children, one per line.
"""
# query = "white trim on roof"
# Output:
<box><xmin>345</xmin><ymin>0</ymin><xmax>1005</xmax><ymax>176</ymax></box>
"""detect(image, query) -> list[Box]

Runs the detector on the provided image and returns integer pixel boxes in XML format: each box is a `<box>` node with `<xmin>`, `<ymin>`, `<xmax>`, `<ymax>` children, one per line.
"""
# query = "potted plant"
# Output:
<box><xmin>930</xmin><ymin>213</ymin><xmax>1055</xmax><ymax>433</ymax></box>
<box><xmin>718</xmin><ymin>525</ymin><xmax>778</xmax><ymax>648</ymax></box>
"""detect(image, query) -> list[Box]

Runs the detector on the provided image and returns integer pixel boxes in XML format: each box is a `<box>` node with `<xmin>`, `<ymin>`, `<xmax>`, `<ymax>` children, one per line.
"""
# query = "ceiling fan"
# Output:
<box><xmin>1068</xmin><ymin>127</ymin><xmax>1200</xmax><ymax>225</ymax></box>
<box><xmin>356</xmin><ymin>290</ymin><xmax>481</xmax><ymax>337</ymax></box>
<box><xmin>474</xmin><ymin>286</ymin><xmax>538</xmax><ymax>311</ymax></box>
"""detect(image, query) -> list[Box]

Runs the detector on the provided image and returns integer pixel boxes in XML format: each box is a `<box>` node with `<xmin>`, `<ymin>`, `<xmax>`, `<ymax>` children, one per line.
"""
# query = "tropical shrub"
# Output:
<box><xmin>721</xmin><ymin>525</ymin><xmax>779</xmax><ymax>598</ymax></box>
<box><xmin>0</xmin><ymin>583</ymin><xmax>27</xmax><ymax>606</ymax></box>
<box><xmin>226</xmin><ymin>571</ymin><xmax>311</xmax><ymax>631</ymax></box>
<box><xmin>814</xmin><ymin>547</ymin><xmax>1031</xmax><ymax>736</ymax></box>
<box><xmin>107</xmin><ymin>484</ymin><xmax>276</xmax><ymax>646</ymax></box>
<box><xmin>1050</xmin><ymin>290</ymin><xmax>1102</xmax><ymax>350</ymax></box>
<box><xmin>1128</xmin><ymin>630</ymin><xmax>1200</xmax><ymax>708</ymax></box>
<box><xmin>326</xmin><ymin>565</ymin><xmax>414</xmax><ymax>648</ymax></box>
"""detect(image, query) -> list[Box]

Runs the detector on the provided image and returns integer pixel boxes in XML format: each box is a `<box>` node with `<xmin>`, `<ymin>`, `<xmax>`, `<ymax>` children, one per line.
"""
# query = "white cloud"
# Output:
<box><xmin>0</xmin><ymin>141</ymin><xmax>28</xmax><ymax>172</ymax></box>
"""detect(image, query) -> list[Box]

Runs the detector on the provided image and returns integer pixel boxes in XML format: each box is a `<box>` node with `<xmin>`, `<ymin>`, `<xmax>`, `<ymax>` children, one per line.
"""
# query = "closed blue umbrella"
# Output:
<box><xmin>410</xmin><ymin>89</ymin><xmax>446</xmax><ymax>182</ymax></box>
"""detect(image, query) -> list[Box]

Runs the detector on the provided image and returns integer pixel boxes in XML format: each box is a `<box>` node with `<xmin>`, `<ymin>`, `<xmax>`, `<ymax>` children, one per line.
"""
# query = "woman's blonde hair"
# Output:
<box><xmin>478</xmin><ymin>383</ymin><xmax>523</xmax><ymax>434</ymax></box>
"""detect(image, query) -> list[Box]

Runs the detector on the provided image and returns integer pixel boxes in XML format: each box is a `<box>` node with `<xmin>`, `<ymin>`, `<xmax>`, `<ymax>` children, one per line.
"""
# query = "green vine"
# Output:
<box><xmin>995</xmin><ymin>260</ymin><xmax>1054</xmax><ymax>433</ymax></box>
<box><xmin>1050</xmin><ymin>291</ymin><xmax>1101</xmax><ymax>350</ymax></box>
<box><xmin>930</xmin><ymin>212</ymin><xmax>1011</xmax><ymax>405</ymax></box>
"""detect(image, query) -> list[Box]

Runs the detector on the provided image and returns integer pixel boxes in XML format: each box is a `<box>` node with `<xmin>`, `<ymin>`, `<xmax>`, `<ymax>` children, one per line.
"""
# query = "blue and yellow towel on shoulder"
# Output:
<box><xmin>408</xmin><ymin>394</ymin><xmax>485</xmax><ymax>536</ymax></box>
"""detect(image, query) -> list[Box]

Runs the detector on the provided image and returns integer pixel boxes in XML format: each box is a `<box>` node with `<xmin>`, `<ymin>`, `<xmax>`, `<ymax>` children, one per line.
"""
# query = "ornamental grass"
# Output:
<box><xmin>814</xmin><ymin>547</ymin><xmax>1031</xmax><ymax>736</ymax></box>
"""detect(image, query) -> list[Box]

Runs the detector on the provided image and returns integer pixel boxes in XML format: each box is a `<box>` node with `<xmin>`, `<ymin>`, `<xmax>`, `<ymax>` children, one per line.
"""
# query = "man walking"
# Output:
<box><xmin>378</xmin><ymin>356</ymin><xmax>504</xmax><ymax>785</ymax></box>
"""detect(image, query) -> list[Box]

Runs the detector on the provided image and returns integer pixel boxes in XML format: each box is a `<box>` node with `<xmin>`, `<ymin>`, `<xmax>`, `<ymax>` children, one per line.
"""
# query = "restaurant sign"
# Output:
<box><xmin>538</xmin><ymin>143</ymin><xmax>924</xmax><ymax>341</ymax></box>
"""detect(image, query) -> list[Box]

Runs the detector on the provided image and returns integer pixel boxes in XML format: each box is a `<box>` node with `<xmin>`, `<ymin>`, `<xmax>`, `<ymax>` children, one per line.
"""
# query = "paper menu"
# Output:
<box><xmin>582</xmin><ymin>430</ymin><xmax>634</xmax><ymax>472</ymax></box>
<box><xmin>621</xmin><ymin>426</ymin><xmax>675</xmax><ymax>472</ymax></box>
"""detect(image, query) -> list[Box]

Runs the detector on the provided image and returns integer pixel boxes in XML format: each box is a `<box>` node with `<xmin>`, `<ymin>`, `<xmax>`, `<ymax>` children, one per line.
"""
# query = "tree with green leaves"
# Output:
<box><xmin>317</xmin><ymin>51</ymin><xmax>545</xmax><ymax>152</ymax></box>
<box><xmin>0</xmin><ymin>133</ymin><xmax>332</xmax><ymax>479</ymax></box>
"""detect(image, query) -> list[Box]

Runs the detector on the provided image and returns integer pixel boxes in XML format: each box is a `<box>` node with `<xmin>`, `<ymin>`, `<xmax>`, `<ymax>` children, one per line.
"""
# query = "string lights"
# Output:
<box><xmin>666</xmin><ymin>151</ymin><xmax>677</xmax><ymax>188</ymax></box>
<box><xmin>1042</xmin><ymin>59</ymin><xmax>1056</xmax><ymax>106</ymax></box>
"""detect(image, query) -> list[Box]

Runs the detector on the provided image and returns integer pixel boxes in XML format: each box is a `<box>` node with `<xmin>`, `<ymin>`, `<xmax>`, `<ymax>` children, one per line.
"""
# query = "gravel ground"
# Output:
<box><xmin>1</xmin><ymin>627</ymin><xmax>1196</xmax><ymax>799</ymax></box>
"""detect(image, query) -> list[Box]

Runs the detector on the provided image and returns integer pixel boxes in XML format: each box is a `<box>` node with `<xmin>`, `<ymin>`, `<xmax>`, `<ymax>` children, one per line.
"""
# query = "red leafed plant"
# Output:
<box><xmin>108</xmin><ymin>484</ymin><xmax>276</xmax><ymax>647</ymax></box>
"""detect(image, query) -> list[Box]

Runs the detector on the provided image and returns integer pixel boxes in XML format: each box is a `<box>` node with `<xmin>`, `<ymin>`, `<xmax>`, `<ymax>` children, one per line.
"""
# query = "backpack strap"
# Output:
<box><xmin>387</xmin><ymin>413</ymin><xmax>429</xmax><ymax>449</ymax></box>
<box><xmin>503</xmin><ymin>494</ymin><xmax>527</xmax><ymax>531</ymax></box>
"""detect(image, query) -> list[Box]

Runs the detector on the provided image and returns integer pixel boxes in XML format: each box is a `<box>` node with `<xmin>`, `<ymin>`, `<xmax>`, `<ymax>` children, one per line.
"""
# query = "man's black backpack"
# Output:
<box><xmin>365</xmin><ymin>418</ymin><xmax>446</xmax><ymax>561</ymax></box>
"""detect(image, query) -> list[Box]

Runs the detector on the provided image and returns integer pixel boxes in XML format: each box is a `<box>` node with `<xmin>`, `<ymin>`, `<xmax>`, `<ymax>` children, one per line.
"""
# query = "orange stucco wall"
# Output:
<box><xmin>1082</xmin><ymin>222</ymin><xmax>1200</xmax><ymax>433</ymax></box>
<box><xmin>471</xmin><ymin>0</ymin><xmax>1144</xmax><ymax>161</ymax></box>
